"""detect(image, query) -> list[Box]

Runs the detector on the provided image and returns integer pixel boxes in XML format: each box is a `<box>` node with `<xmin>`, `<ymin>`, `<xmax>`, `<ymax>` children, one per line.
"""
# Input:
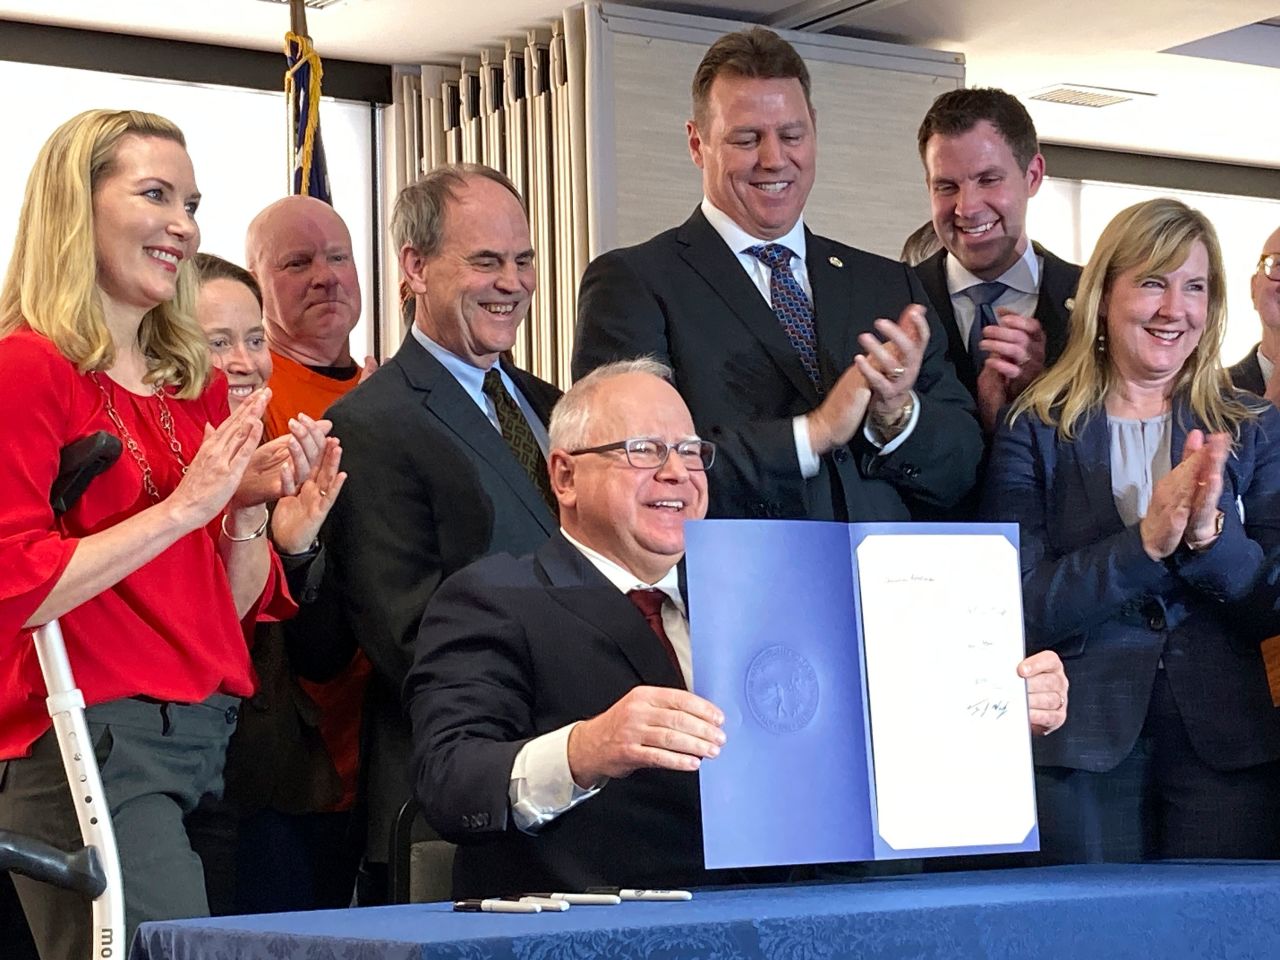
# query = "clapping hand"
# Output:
<box><xmin>975</xmin><ymin>310</ymin><xmax>1047</xmax><ymax>434</ymax></box>
<box><xmin>231</xmin><ymin>412</ymin><xmax>333</xmax><ymax>510</ymax></box>
<box><xmin>271</xmin><ymin>437</ymin><xmax>346</xmax><ymax>555</ymax></box>
<box><xmin>1139</xmin><ymin>428</ymin><xmax>1229</xmax><ymax>560</ymax></box>
<box><xmin>853</xmin><ymin>303</ymin><xmax>930</xmax><ymax>426</ymax></box>
<box><xmin>166</xmin><ymin>389</ymin><xmax>269</xmax><ymax>531</ymax></box>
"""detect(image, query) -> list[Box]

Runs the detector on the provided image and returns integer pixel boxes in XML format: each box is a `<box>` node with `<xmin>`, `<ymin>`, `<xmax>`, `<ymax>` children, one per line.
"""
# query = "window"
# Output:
<box><xmin>1029</xmin><ymin>177</ymin><xmax>1280</xmax><ymax>365</ymax></box>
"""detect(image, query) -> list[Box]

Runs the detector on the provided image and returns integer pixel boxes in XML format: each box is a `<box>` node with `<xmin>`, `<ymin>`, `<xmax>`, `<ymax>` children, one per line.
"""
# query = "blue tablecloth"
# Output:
<box><xmin>129</xmin><ymin>863</ymin><xmax>1280</xmax><ymax>960</ymax></box>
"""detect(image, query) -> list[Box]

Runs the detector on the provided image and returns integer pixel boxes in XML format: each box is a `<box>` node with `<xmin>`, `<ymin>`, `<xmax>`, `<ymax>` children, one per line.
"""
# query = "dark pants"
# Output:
<box><xmin>1</xmin><ymin>872</ymin><xmax>38</xmax><ymax>960</ymax></box>
<box><xmin>1036</xmin><ymin>670</ymin><xmax>1280</xmax><ymax>863</ymax></box>
<box><xmin>0</xmin><ymin>695</ymin><xmax>237</xmax><ymax>959</ymax></box>
<box><xmin>188</xmin><ymin>801</ymin><xmax>360</xmax><ymax>914</ymax></box>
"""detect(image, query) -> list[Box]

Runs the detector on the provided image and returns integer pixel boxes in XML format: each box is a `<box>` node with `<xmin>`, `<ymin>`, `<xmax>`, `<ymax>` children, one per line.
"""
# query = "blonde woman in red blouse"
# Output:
<box><xmin>0</xmin><ymin>109</ymin><xmax>294</xmax><ymax>958</ymax></box>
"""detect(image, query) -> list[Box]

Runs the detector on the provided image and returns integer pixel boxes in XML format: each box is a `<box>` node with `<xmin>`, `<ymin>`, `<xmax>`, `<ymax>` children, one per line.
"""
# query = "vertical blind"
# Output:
<box><xmin>391</xmin><ymin>17</ymin><xmax>588</xmax><ymax>387</ymax></box>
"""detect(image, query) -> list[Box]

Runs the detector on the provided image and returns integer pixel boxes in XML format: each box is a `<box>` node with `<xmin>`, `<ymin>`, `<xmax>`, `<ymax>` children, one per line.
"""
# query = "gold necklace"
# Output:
<box><xmin>90</xmin><ymin>372</ymin><xmax>189</xmax><ymax>501</ymax></box>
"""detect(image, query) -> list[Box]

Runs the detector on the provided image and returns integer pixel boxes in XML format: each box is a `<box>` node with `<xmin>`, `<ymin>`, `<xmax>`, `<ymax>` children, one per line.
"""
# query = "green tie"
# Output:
<box><xmin>482</xmin><ymin>368</ymin><xmax>556</xmax><ymax>514</ymax></box>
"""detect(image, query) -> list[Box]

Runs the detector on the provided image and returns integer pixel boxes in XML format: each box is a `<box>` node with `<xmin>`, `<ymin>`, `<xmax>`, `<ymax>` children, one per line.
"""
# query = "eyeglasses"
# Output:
<box><xmin>568</xmin><ymin>437</ymin><xmax>716</xmax><ymax>471</ymax></box>
<box><xmin>1259</xmin><ymin>254</ymin><xmax>1280</xmax><ymax>282</ymax></box>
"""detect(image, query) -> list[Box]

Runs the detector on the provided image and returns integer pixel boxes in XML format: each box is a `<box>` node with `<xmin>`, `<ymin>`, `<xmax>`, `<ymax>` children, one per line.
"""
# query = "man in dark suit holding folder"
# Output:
<box><xmin>404</xmin><ymin>360</ymin><xmax>1070</xmax><ymax>896</ymax></box>
<box><xmin>573</xmin><ymin>27</ymin><xmax>983</xmax><ymax>526</ymax></box>
<box><xmin>405</xmin><ymin>360</ymin><xmax>725</xmax><ymax>896</ymax></box>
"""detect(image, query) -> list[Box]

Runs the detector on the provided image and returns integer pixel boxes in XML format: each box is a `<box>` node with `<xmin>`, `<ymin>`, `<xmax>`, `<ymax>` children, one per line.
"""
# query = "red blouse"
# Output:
<box><xmin>0</xmin><ymin>329</ymin><xmax>291</xmax><ymax>759</ymax></box>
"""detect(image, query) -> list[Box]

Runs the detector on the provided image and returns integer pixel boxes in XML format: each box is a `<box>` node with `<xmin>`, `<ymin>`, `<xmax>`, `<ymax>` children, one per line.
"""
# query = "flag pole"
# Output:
<box><xmin>286</xmin><ymin>0</ymin><xmax>307</xmax><ymax>194</ymax></box>
<box><xmin>290</xmin><ymin>0</ymin><xmax>307</xmax><ymax>37</ymax></box>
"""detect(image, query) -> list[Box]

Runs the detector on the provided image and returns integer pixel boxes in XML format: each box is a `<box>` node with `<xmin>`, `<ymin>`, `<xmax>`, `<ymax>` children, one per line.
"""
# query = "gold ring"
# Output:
<box><xmin>319</xmin><ymin>489</ymin><xmax>329</xmax><ymax>498</ymax></box>
<box><xmin>1057</xmin><ymin>693</ymin><xmax>1065</xmax><ymax>709</ymax></box>
<box><xmin>889</xmin><ymin>366</ymin><xmax>906</xmax><ymax>380</ymax></box>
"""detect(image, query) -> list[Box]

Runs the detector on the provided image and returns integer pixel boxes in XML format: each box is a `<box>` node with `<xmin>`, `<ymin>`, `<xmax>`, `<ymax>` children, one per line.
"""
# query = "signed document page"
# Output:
<box><xmin>855</xmin><ymin>532</ymin><xmax>1037</xmax><ymax>852</ymax></box>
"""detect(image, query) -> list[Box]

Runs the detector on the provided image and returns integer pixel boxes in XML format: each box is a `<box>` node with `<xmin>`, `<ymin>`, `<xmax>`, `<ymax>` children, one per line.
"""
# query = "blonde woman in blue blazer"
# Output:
<box><xmin>984</xmin><ymin>198</ymin><xmax>1280</xmax><ymax>863</ymax></box>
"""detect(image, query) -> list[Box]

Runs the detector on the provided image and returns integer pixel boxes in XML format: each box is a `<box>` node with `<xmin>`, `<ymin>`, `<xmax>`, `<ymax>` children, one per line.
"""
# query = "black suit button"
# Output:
<box><xmin>1141</xmin><ymin>600</ymin><xmax>1166</xmax><ymax>631</ymax></box>
<box><xmin>224</xmin><ymin>705</ymin><xmax>239</xmax><ymax>724</ymax></box>
<box><xmin>903</xmin><ymin>464</ymin><xmax>920</xmax><ymax>478</ymax></box>
<box><xmin>833</xmin><ymin>448</ymin><xmax>849</xmax><ymax>463</ymax></box>
<box><xmin>754</xmin><ymin>502</ymin><xmax>768</xmax><ymax>517</ymax></box>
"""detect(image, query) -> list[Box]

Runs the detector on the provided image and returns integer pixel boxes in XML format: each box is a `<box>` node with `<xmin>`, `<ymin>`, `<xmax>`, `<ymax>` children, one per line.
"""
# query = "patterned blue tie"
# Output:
<box><xmin>748</xmin><ymin>243</ymin><xmax>821</xmax><ymax>389</ymax></box>
<box><xmin>963</xmin><ymin>281</ymin><xmax>1009</xmax><ymax>366</ymax></box>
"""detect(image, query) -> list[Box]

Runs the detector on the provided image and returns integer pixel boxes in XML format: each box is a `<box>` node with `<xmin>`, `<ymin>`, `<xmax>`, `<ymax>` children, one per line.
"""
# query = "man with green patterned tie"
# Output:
<box><xmin>307</xmin><ymin>163</ymin><xmax>562</xmax><ymax>904</ymax></box>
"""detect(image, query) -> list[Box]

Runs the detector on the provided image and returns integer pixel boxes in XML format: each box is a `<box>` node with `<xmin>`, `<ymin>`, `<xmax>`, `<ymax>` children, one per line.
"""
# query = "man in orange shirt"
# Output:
<box><xmin>211</xmin><ymin>196</ymin><xmax>376</xmax><ymax>911</ymax></box>
<box><xmin>247</xmin><ymin>196</ymin><xmax>377</xmax><ymax>439</ymax></box>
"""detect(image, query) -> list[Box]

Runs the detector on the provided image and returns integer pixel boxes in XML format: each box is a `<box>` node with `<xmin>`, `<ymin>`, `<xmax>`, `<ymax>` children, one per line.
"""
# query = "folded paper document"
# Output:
<box><xmin>685</xmin><ymin>520</ymin><xmax>1038</xmax><ymax>869</ymax></box>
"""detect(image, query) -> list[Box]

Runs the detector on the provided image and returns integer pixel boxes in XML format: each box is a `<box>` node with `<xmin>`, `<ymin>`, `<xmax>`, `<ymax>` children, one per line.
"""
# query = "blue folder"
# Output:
<box><xmin>684</xmin><ymin>519</ymin><xmax>1038</xmax><ymax>869</ymax></box>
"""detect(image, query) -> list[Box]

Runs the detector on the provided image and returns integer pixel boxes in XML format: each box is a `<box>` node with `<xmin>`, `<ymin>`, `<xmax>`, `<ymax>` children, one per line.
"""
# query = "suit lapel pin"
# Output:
<box><xmin>828</xmin><ymin>256</ymin><xmax>843</xmax><ymax>268</ymax></box>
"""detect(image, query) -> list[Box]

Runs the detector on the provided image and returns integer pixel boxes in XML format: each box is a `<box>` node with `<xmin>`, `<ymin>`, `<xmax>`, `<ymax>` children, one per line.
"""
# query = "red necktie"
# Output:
<box><xmin>626</xmin><ymin>588</ymin><xmax>686</xmax><ymax>688</ymax></box>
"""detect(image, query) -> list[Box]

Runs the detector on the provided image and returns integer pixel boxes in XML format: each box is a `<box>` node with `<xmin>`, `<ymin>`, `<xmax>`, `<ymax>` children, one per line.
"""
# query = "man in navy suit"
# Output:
<box><xmin>405</xmin><ymin>360</ymin><xmax>725</xmax><ymax>895</ymax></box>
<box><xmin>1227</xmin><ymin>226</ymin><xmax>1280</xmax><ymax>399</ymax></box>
<box><xmin>913</xmin><ymin>88</ymin><xmax>1081</xmax><ymax>434</ymax></box>
<box><xmin>573</xmin><ymin>27</ymin><xmax>983</xmax><ymax>525</ymax></box>
<box><xmin>304</xmin><ymin>163</ymin><xmax>561</xmax><ymax>903</ymax></box>
<box><xmin>405</xmin><ymin>360</ymin><xmax>1069</xmax><ymax>896</ymax></box>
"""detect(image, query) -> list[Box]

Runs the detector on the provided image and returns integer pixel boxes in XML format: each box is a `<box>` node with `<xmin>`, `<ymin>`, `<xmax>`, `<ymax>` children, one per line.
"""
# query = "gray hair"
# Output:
<box><xmin>391</xmin><ymin>162</ymin><xmax>525</xmax><ymax>258</ymax></box>
<box><xmin>550</xmin><ymin>357</ymin><xmax>674</xmax><ymax>451</ymax></box>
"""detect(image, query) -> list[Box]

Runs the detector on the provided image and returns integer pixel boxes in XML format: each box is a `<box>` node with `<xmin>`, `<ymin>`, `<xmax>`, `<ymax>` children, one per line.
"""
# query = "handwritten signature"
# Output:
<box><xmin>966</xmin><ymin>698</ymin><xmax>1009</xmax><ymax>719</ymax></box>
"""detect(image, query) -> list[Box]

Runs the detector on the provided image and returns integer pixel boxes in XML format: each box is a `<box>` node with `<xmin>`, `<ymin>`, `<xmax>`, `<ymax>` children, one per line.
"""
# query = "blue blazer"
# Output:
<box><xmin>983</xmin><ymin>397</ymin><xmax>1280</xmax><ymax>773</ymax></box>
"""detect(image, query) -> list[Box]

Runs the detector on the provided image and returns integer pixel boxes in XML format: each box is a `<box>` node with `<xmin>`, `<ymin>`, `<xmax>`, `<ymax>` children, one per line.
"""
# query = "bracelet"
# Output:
<box><xmin>220</xmin><ymin>508</ymin><xmax>269</xmax><ymax>542</ymax></box>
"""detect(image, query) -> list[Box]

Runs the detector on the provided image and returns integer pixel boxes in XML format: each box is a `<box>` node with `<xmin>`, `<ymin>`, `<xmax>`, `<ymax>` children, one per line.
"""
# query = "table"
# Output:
<box><xmin>129</xmin><ymin>863</ymin><xmax>1280</xmax><ymax>960</ymax></box>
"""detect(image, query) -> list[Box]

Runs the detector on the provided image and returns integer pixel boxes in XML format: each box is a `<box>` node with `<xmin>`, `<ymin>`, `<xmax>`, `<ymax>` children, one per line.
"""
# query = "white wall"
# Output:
<box><xmin>1028</xmin><ymin>177</ymin><xmax>1280</xmax><ymax>366</ymax></box>
<box><xmin>0</xmin><ymin>58</ymin><xmax>377</xmax><ymax>358</ymax></box>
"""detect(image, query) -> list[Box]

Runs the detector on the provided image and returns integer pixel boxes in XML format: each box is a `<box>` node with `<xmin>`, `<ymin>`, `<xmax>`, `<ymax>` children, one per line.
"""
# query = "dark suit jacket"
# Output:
<box><xmin>405</xmin><ymin>534</ymin><xmax>709</xmax><ymax>897</ymax></box>
<box><xmin>1228</xmin><ymin>344</ymin><xmax>1267</xmax><ymax>396</ymax></box>
<box><xmin>912</xmin><ymin>243</ymin><xmax>1081</xmax><ymax>398</ymax></box>
<box><xmin>298</xmin><ymin>334</ymin><xmax>561</xmax><ymax>862</ymax></box>
<box><xmin>573</xmin><ymin>207</ymin><xmax>983</xmax><ymax>523</ymax></box>
<box><xmin>982</xmin><ymin>397</ymin><xmax>1280</xmax><ymax>773</ymax></box>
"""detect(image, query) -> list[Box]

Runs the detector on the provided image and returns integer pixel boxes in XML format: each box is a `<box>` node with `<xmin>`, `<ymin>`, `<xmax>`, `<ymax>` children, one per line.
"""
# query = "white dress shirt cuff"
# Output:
<box><xmin>792</xmin><ymin>415</ymin><xmax>821</xmax><ymax>479</ymax></box>
<box><xmin>862</xmin><ymin>390</ymin><xmax>921</xmax><ymax>456</ymax></box>
<box><xmin>508</xmin><ymin>722</ymin><xmax>603</xmax><ymax>834</ymax></box>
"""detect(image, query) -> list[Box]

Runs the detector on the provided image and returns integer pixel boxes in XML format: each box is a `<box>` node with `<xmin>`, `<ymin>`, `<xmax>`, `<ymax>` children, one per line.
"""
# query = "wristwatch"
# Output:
<box><xmin>870</xmin><ymin>392</ymin><xmax>915</xmax><ymax>442</ymax></box>
<box><xmin>1184</xmin><ymin>510</ymin><xmax>1224</xmax><ymax>552</ymax></box>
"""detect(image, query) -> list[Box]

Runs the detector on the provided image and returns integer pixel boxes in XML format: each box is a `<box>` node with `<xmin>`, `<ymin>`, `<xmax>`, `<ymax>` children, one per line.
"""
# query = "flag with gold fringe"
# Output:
<box><xmin>285</xmin><ymin>29</ymin><xmax>332</xmax><ymax>203</ymax></box>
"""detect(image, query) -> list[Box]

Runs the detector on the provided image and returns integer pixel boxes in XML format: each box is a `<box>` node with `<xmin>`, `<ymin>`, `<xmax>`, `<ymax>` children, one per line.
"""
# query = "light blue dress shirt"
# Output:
<box><xmin>410</xmin><ymin>324</ymin><xmax>549</xmax><ymax>455</ymax></box>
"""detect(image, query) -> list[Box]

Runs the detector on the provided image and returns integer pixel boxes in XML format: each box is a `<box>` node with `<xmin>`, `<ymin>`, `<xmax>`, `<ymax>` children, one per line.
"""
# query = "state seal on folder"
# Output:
<box><xmin>746</xmin><ymin>645</ymin><xmax>819</xmax><ymax>734</ymax></box>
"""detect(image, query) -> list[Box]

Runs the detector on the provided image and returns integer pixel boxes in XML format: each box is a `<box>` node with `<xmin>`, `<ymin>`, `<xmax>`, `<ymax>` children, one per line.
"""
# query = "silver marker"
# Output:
<box><xmin>526</xmin><ymin>891</ymin><xmax>622</xmax><ymax>905</ymax></box>
<box><xmin>587</xmin><ymin>887</ymin><xmax>693</xmax><ymax>901</ymax></box>
<box><xmin>453</xmin><ymin>899</ymin><xmax>541</xmax><ymax>914</ymax></box>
